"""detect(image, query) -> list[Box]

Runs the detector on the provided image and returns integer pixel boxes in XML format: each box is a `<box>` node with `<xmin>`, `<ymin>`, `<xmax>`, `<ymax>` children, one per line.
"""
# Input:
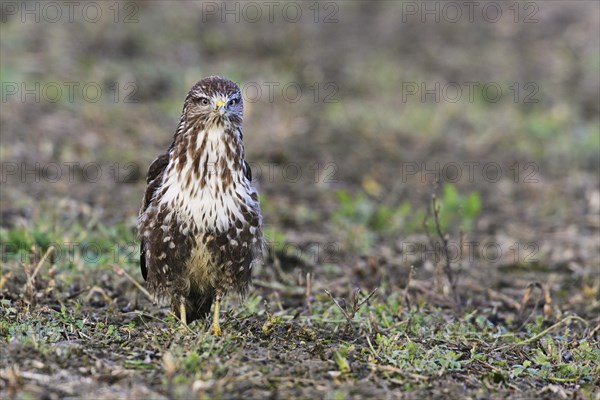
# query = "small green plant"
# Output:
<box><xmin>183</xmin><ymin>350</ymin><xmax>203</xmax><ymax>373</ymax></box>
<box><xmin>334</xmin><ymin>344</ymin><xmax>353</xmax><ymax>373</ymax></box>
<box><xmin>433</xmin><ymin>184</ymin><xmax>481</xmax><ymax>232</ymax></box>
<box><xmin>333</xmin><ymin>190</ymin><xmax>426</xmax><ymax>234</ymax></box>
<box><xmin>331</xmin><ymin>190</ymin><xmax>428</xmax><ymax>254</ymax></box>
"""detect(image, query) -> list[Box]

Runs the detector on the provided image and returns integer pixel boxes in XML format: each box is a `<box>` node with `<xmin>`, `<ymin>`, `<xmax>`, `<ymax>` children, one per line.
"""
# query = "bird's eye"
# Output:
<box><xmin>228</xmin><ymin>98</ymin><xmax>239</xmax><ymax>107</ymax></box>
<box><xmin>197</xmin><ymin>97</ymin><xmax>210</xmax><ymax>106</ymax></box>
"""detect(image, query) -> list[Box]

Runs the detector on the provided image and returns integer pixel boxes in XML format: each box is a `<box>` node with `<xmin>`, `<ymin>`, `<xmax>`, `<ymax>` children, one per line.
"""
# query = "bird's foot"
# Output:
<box><xmin>179</xmin><ymin>302</ymin><xmax>188</xmax><ymax>331</ymax></box>
<box><xmin>211</xmin><ymin>293</ymin><xmax>221</xmax><ymax>336</ymax></box>
<box><xmin>211</xmin><ymin>320</ymin><xmax>221</xmax><ymax>336</ymax></box>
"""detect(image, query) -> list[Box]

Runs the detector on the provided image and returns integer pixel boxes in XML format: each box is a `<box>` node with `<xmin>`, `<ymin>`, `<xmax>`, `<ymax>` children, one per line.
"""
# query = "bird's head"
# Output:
<box><xmin>183</xmin><ymin>76</ymin><xmax>243</xmax><ymax>128</ymax></box>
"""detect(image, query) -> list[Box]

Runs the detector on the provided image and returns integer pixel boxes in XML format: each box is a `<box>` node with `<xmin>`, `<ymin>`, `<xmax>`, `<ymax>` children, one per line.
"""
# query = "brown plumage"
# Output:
<box><xmin>138</xmin><ymin>76</ymin><xmax>263</xmax><ymax>333</ymax></box>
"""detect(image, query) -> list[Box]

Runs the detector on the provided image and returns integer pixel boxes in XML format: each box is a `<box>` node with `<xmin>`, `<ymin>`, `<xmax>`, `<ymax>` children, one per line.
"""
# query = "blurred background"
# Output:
<box><xmin>0</xmin><ymin>2</ymin><xmax>599</xmax><ymax>397</ymax></box>
<box><xmin>1</xmin><ymin>1</ymin><xmax>598</xmax><ymax>309</ymax></box>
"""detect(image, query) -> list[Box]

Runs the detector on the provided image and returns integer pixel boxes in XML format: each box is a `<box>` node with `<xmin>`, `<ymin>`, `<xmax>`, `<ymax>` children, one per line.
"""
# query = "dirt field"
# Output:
<box><xmin>1</xmin><ymin>1</ymin><xmax>599</xmax><ymax>399</ymax></box>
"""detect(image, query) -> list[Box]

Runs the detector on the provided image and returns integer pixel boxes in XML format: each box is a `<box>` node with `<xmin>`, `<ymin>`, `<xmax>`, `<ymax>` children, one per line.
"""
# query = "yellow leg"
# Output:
<box><xmin>179</xmin><ymin>301</ymin><xmax>187</xmax><ymax>326</ymax></box>
<box><xmin>211</xmin><ymin>293</ymin><xmax>221</xmax><ymax>336</ymax></box>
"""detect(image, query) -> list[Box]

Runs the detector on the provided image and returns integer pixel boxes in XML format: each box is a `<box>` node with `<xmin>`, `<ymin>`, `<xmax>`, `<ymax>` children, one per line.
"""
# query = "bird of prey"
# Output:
<box><xmin>138</xmin><ymin>76</ymin><xmax>263</xmax><ymax>334</ymax></box>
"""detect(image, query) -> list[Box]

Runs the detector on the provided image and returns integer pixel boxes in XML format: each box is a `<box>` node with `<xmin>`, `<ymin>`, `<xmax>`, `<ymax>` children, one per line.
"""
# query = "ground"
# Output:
<box><xmin>0</xmin><ymin>2</ymin><xmax>599</xmax><ymax>399</ymax></box>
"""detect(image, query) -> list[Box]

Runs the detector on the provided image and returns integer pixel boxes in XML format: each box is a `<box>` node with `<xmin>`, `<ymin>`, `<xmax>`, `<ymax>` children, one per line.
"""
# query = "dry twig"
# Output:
<box><xmin>431</xmin><ymin>196</ymin><xmax>458</xmax><ymax>301</ymax></box>
<box><xmin>24</xmin><ymin>245</ymin><xmax>55</xmax><ymax>304</ymax></box>
<box><xmin>517</xmin><ymin>315</ymin><xmax>588</xmax><ymax>345</ymax></box>
<box><xmin>517</xmin><ymin>282</ymin><xmax>543</xmax><ymax>327</ymax></box>
<box><xmin>112</xmin><ymin>264</ymin><xmax>153</xmax><ymax>302</ymax></box>
<box><xmin>399</xmin><ymin>265</ymin><xmax>414</xmax><ymax>315</ymax></box>
<box><xmin>325</xmin><ymin>288</ymin><xmax>378</xmax><ymax>335</ymax></box>
<box><xmin>424</xmin><ymin>195</ymin><xmax>461</xmax><ymax>310</ymax></box>
<box><xmin>305</xmin><ymin>272</ymin><xmax>312</xmax><ymax>315</ymax></box>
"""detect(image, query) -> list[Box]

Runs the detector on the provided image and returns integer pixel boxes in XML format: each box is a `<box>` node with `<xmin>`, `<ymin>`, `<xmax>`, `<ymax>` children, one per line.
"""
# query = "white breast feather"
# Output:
<box><xmin>158</xmin><ymin>126</ymin><xmax>257</xmax><ymax>233</ymax></box>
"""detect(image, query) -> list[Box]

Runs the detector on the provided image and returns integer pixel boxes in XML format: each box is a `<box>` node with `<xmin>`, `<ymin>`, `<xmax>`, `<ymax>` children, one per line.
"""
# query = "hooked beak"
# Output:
<box><xmin>214</xmin><ymin>99</ymin><xmax>226</xmax><ymax>116</ymax></box>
